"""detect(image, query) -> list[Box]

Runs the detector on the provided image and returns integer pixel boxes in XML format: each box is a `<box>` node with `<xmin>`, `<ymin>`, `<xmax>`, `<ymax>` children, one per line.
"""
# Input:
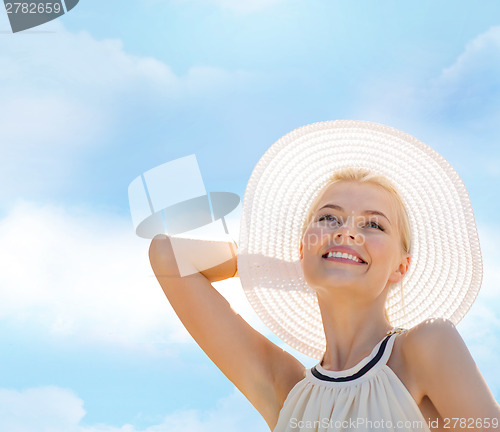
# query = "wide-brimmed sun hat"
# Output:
<box><xmin>237</xmin><ymin>120</ymin><xmax>483</xmax><ymax>360</ymax></box>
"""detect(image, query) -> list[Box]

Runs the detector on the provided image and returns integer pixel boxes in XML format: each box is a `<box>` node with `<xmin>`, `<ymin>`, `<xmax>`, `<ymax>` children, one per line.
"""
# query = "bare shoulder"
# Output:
<box><xmin>398</xmin><ymin>318</ymin><xmax>464</xmax><ymax>375</ymax></box>
<box><xmin>400</xmin><ymin>318</ymin><xmax>460</xmax><ymax>354</ymax></box>
<box><xmin>398</xmin><ymin>318</ymin><xmax>500</xmax><ymax>421</ymax></box>
<box><xmin>390</xmin><ymin>319</ymin><xmax>462</xmax><ymax>401</ymax></box>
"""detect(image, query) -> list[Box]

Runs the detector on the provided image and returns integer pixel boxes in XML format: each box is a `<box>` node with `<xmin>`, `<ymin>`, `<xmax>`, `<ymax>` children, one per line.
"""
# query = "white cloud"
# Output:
<box><xmin>0</xmin><ymin>200</ymin><xmax>268</xmax><ymax>350</ymax></box>
<box><xmin>428</xmin><ymin>26</ymin><xmax>500</xmax><ymax>126</ymax></box>
<box><xmin>139</xmin><ymin>388</ymin><xmax>267</xmax><ymax>432</ymax></box>
<box><xmin>457</xmin><ymin>223</ymin><xmax>500</xmax><ymax>397</ymax></box>
<box><xmin>0</xmin><ymin>386</ymin><xmax>85</xmax><ymax>432</ymax></box>
<box><xmin>437</xmin><ymin>26</ymin><xmax>500</xmax><ymax>93</ymax></box>
<box><xmin>350</xmin><ymin>25</ymin><xmax>500</xmax><ymax>186</ymax></box>
<box><xmin>0</xmin><ymin>386</ymin><xmax>267</xmax><ymax>432</ymax></box>
<box><xmin>0</xmin><ymin>15</ymin><xmax>255</xmax><ymax>204</ymax></box>
<box><xmin>355</xmin><ymin>25</ymin><xmax>500</xmax><ymax>134</ymax></box>
<box><xmin>0</xmin><ymin>199</ymin><xmax>181</xmax><ymax>349</ymax></box>
<box><xmin>0</xmin><ymin>12</ymin><xmax>251</xmax><ymax>100</ymax></box>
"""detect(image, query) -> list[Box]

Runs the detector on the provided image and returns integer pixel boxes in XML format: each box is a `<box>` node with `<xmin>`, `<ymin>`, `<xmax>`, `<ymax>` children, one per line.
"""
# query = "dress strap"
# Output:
<box><xmin>311</xmin><ymin>328</ymin><xmax>406</xmax><ymax>382</ymax></box>
<box><xmin>377</xmin><ymin>327</ymin><xmax>405</xmax><ymax>367</ymax></box>
<box><xmin>387</xmin><ymin>327</ymin><xmax>407</xmax><ymax>336</ymax></box>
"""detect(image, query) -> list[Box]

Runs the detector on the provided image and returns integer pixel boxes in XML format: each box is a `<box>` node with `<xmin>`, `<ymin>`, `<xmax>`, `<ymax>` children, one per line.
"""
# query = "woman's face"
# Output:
<box><xmin>300</xmin><ymin>181</ymin><xmax>410</xmax><ymax>301</ymax></box>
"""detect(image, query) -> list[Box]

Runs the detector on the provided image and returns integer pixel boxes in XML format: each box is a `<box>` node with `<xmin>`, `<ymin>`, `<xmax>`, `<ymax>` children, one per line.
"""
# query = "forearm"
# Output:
<box><xmin>149</xmin><ymin>234</ymin><xmax>237</xmax><ymax>282</ymax></box>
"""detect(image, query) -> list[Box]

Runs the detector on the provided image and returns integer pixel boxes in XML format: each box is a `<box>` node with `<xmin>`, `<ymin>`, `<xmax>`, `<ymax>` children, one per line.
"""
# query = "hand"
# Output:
<box><xmin>149</xmin><ymin>234</ymin><xmax>238</xmax><ymax>281</ymax></box>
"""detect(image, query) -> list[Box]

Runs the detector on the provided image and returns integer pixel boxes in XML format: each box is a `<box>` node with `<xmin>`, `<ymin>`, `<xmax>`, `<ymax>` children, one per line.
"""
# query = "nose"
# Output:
<box><xmin>336</xmin><ymin>232</ymin><xmax>355</xmax><ymax>240</ymax></box>
<box><xmin>335</xmin><ymin>215</ymin><xmax>356</xmax><ymax>237</ymax></box>
<box><xmin>334</xmin><ymin>216</ymin><xmax>363</xmax><ymax>244</ymax></box>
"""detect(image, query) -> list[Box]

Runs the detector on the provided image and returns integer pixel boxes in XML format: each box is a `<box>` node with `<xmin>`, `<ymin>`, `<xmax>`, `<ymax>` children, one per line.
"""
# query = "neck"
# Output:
<box><xmin>317</xmin><ymin>290</ymin><xmax>393</xmax><ymax>371</ymax></box>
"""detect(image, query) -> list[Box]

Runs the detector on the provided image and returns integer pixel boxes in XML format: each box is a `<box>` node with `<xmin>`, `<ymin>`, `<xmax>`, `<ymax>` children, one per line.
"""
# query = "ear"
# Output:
<box><xmin>299</xmin><ymin>240</ymin><xmax>303</xmax><ymax>261</ymax></box>
<box><xmin>389</xmin><ymin>253</ymin><xmax>411</xmax><ymax>284</ymax></box>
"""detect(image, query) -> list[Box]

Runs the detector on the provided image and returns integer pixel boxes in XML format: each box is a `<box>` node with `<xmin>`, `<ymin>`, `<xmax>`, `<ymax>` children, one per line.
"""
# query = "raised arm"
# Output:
<box><xmin>148</xmin><ymin>235</ymin><xmax>304</xmax><ymax>429</ymax></box>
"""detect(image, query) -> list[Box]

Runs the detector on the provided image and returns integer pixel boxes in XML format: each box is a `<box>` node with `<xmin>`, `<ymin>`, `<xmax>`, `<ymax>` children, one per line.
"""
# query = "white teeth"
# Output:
<box><xmin>326</xmin><ymin>251</ymin><xmax>362</xmax><ymax>263</ymax></box>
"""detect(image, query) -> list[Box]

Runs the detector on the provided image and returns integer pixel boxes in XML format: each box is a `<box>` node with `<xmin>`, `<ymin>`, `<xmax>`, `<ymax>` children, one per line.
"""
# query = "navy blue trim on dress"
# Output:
<box><xmin>311</xmin><ymin>334</ymin><xmax>391</xmax><ymax>382</ymax></box>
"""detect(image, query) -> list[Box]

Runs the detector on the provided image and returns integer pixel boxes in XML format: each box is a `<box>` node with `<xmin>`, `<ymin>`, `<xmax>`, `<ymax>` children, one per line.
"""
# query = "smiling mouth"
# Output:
<box><xmin>321</xmin><ymin>251</ymin><xmax>367</xmax><ymax>264</ymax></box>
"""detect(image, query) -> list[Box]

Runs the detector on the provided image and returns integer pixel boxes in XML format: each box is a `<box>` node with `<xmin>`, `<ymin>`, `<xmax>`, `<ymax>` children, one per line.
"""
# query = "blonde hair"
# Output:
<box><xmin>301</xmin><ymin>167</ymin><xmax>412</xmax><ymax>324</ymax></box>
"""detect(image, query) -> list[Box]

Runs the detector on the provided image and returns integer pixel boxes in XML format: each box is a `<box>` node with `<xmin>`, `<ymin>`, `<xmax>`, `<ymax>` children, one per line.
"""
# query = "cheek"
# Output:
<box><xmin>302</xmin><ymin>226</ymin><xmax>329</xmax><ymax>251</ymax></box>
<box><xmin>364</xmin><ymin>235</ymin><xmax>383</xmax><ymax>246</ymax></box>
<box><xmin>365</xmin><ymin>236</ymin><xmax>397</xmax><ymax>256</ymax></box>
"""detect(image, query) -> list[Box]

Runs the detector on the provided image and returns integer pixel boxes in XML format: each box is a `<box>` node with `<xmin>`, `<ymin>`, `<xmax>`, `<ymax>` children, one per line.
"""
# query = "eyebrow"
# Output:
<box><xmin>317</xmin><ymin>204</ymin><xmax>392</xmax><ymax>226</ymax></box>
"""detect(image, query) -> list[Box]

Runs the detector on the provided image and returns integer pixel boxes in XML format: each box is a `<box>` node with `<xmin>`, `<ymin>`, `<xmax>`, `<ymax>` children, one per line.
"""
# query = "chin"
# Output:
<box><xmin>305</xmin><ymin>271</ymin><xmax>361</xmax><ymax>292</ymax></box>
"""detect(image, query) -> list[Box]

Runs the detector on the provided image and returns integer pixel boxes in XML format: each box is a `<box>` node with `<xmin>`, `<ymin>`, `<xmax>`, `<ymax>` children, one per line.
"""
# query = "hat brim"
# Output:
<box><xmin>238</xmin><ymin>120</ymin><xmax>483</xmax><ymax>360</ymax></box>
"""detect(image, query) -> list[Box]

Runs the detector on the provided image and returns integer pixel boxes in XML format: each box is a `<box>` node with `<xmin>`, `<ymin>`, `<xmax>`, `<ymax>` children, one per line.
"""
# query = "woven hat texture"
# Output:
<box><xmin>238</xmin><ymin>120</ymin><xmax>483</xmax><ymax>360</ymax></box>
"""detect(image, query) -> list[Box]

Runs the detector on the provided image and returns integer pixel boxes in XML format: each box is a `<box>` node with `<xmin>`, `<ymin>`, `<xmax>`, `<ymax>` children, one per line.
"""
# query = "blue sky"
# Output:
<box><xmin>1</xmin><ymin>0</ymin><xmax>499</xmax><ymax>430</ymax></box>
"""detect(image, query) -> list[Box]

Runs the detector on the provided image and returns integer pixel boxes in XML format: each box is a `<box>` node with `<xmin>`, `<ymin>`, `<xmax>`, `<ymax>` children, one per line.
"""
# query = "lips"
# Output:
<box><xmin>321</xmin><ymin>246</ymin><xmax>367</xmax><ymax>264</ymax></box>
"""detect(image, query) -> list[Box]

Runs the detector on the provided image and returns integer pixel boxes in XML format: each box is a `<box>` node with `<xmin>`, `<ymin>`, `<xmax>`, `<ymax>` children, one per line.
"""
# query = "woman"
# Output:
<box><xmin>149</xmin><ymin>121</ymin><xmax>500</xmax><ymax>431</ymax></box>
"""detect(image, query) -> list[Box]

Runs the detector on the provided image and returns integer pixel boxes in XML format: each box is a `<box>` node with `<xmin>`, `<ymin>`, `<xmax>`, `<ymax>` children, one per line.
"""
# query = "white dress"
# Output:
<box><xmin>273</xmin><ymin>330</ymin><xmax>431</xmax><ymax>432</ymax></box>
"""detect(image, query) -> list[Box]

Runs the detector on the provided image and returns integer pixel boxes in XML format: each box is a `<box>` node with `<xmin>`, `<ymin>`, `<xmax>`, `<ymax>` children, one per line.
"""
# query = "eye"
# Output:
<box><xmin>366</xmin><ymin>220</ymin><xmax>384</xmax><ymax>231</ymax></box>
<box><xmin>317</xmin><ymin>214</ymin><xmax>341</xmax><ymax>223</ymax></box>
